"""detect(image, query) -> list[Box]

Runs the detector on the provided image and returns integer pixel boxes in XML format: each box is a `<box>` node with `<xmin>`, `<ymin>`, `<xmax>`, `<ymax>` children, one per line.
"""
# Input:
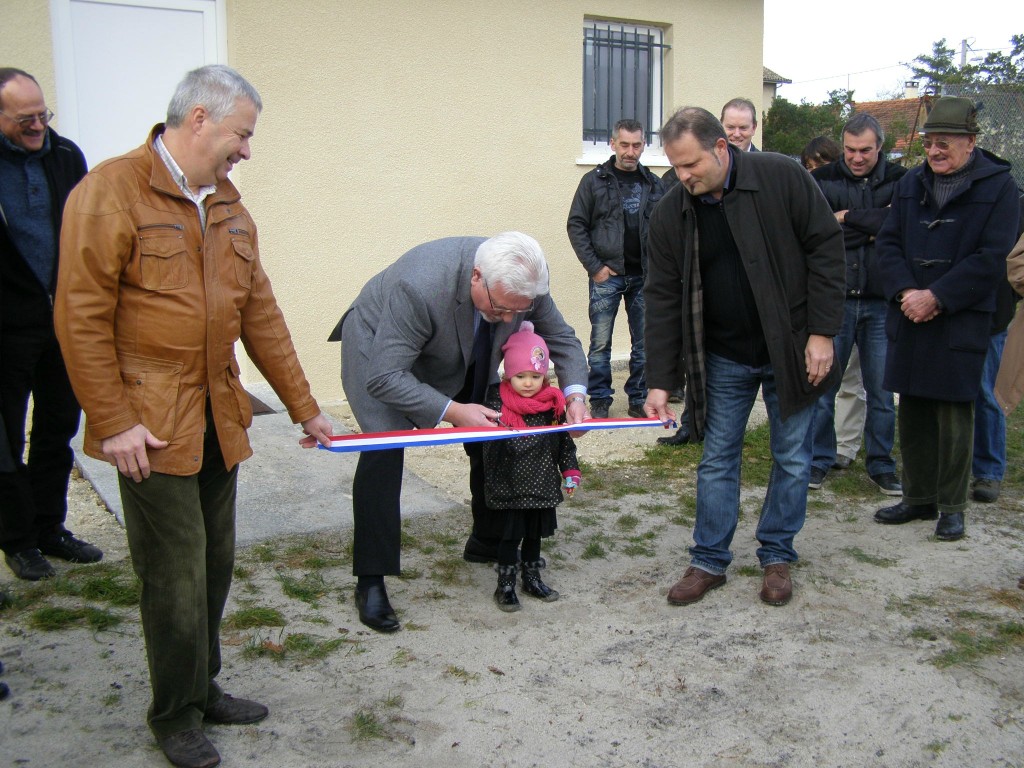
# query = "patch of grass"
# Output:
<box><xmin>351</xmin><ymin>709</ymin><xmax>386</xmax><ymax>741</ymax></box>
<box><xmin>283</xmin><ymin>632</ymin><xmax>346</xmax><ymax>661</ymax></box>
<box><xmin>250</xmin><ymin>543</ymin><xmax>276</xmax><ymax>563</ymax></box>
<box><xmin>886</xmin><ymin>592</ymin><xmax>938</xmax><ymax>617</ymax></box>
<box><xmin>989</xmin><ymin>588</ymin><xmax>1024</xmax><ymax>611</ymax></box>
<box><xmin>577</xmin><ymin>460</ymin><xmax>603</xmax><ymax>490</ymax></box>
<box><xmin>443</xmin><ymin>665</ymin><xmax>479</xmax><ymax>683</ymax></box>
<box><xmin>392</xmin><ymin>648</ymin><xmax>416</xmax><ymax>666</ymax></box>
<box><xmin>735</xmin><ymin>565</ymin><xmax>761</xmax><ymax>578</ymax></box>
<box><xmin>233</xmin><ymin>564</ymin><xmax>252</xmax><ymax>580</ymax></box>
<box><xmin>843</xmin><ymin>547</ymin><xmax>897</xmax><ymax>568</ymax></box>
<box><xmin>403</xmin><ymin>621</ymin><xmax>428</xmax><ymax>631</ymax></box>
<box><xmin>423</xmin><ymin>588</ymin><xmax>450</xmax><ymax>600</ymax></box>
<box><xmin>622</xmin><ymin>537</ymin><xmax>656</xmax><ymax>557</ymax></box>
<box><xmin>574</xmin><ymin>513</ymin><xmax>603</xmax><ymax>528</ymax></box>
<box><xmin>398</xmin><ymin>568</ymin><xmax>423</xmax><ymax>580</ymax></box>
<box><xmin>277</xmin><ymin>572</ymin><xmax>329</xmax><ymax>605</ymax></box>
<box><xmin>924</xmin><ymin>740</ymin><xmax>949</xmax><ymax>755</ymax></box>
<box><xmin>242</xmin><ymin>630</ymin><xmax>347</xmax><ymax>663</ymax></box>
<box><xmin>427</xmin><ymin>532</ymin><xmax>461</xmax><ymax>548</ymax></box>
<box><xmin>615</xmin><ymin>513</ymin><xmax>640</xmax><ymax>531</ymax></box>
<box><xmin>637</xmin><ymin>502</ymin><xmax>670</xmax><ymax>515</ymax></box>
<box><xmin>581</xmin><ymin>539</ymin><xmax>608</xmax><ymax>560</ymax></box>
<box><xmin>430</xmin><ymin>556</ymin><xmax>470</xmax><ymax>586</ymax></box>
<box><xmin>223</xmin><ymin>606</ymin><xmax>286</xmax><ymax>630</ymax></box>
<box><xmin>909</xmin><ymin>626</ymin><xmax>939</xmax><ymax>641</ymax></box>
<box><xmin>280</xmin><ymin>538</ymin><xmax>349</xmax><ymax>570</ymax></box>
<box><xmin>933</xmin><ymin>622</ymin><xmax>1024</xmax><ymax>668</ymax></box>
<box><xmin>102</xmin><ymin>692</ymin><xmax>122</xmax><ymax>707</ymax></box>
<box><xmin>29</xmin><ymin>606</ymin><xmax>121</xmax><ymax>632</ymax></box>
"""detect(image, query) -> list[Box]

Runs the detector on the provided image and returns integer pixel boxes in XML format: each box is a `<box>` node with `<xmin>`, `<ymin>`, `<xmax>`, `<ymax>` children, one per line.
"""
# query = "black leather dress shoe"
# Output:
<box><xmin>874</xmin><ymin>501</ymin><xmax>938</xmax><ymax>524</ymax></box>
<box><xmin>463</xmin><ymin>534</ymin><xmax>499</xmax><ymax>563</ymax></box>
<box><xmin>935</xmin><ymin>512</ymin><xmax>965</xmax><ymax>541</ymax></box>
<box><xmin>355</xmin><ymin>585</ymin><xmax>400</xmax><ymax>633</ymax></box>
<box><xmin>657</xmin><ymin>426</ymin><xmax>691</xmax><ymax>446</ymax></box>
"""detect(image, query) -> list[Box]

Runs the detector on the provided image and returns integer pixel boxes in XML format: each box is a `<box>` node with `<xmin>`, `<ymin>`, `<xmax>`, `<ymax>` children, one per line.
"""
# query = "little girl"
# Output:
<box><xmin>482</xmin><ymin>322</ymin><xmax>581</xmax><ymax>612</ymax></box>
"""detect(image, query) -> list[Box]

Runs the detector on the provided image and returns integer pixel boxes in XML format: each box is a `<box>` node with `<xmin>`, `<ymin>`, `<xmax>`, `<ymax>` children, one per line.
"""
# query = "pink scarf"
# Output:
<box><xmin>498</xmin><ymin>380</ymin><xmax>566</xmax><ymax>429</ymax></box>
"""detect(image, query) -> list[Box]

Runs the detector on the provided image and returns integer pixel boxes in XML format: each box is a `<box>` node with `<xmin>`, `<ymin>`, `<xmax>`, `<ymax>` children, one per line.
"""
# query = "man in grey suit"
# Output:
<box><xmin>331</xmin><ymin>232</ymin><xmax>589</xmax><ymax>631</ymax></box>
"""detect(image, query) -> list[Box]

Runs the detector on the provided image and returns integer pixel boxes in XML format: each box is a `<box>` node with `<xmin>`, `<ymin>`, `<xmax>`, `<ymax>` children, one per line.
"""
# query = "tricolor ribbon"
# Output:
<box><xmin>318</xmin><ymin>418</ymin><xmax>673</xmax><ymax>453</ymax></box>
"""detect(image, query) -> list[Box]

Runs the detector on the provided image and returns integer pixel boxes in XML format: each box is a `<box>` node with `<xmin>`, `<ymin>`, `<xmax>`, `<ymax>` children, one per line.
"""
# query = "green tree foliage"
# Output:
<box><xmin>909</xmin><ymin>35</ymin><xmax>1024</xmax><ymax>187</ymax></box>
<box><xmin>763</xmin><ymin>89</ymin><xmax>853</xmax><ymax>156</ymax></box>
<box><xmin>911</xmin><ymin>35</ymin><xmax>1024</xmax><ymax>91</ymax></box>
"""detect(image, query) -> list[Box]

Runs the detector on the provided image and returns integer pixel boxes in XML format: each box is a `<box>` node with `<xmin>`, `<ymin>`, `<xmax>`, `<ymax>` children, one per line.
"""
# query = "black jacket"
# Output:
<box><xmin>877</xmin><ymin>148</ymin><xmax>1020</xmax><ymax>401</ymax></box>
<box><xmin>812</xmin><ymin>156</ymin><xmax>906</xmax><ymax>300</ymax></box>
<box><xmin>481</xmin><ymin>398</ymin><xmax>579</xmax><ymax>510</ymax></box>
<box><xmin>645</xmin><ymin>147</ymin><xmax>845</xmax><ymax>432</ymax></box>
<box><xmin>0</xmin><ymin>128</ymin><xmax>87</xmax><ymax>330</ymax></box>
<box><xmin>566</xmin><ymin>156</ymin><xmax>663</xmax><ymax>276</ymax></box>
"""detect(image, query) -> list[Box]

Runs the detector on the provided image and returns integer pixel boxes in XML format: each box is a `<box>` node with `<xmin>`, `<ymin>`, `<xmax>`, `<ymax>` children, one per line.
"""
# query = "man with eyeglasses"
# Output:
<box><xmin>329</xmin><ymin>232</ymin><xmax>588</xmax><ymax>632</ymax></box>
<box><xmin>0</xmin><ymin>67</ymin><xmax>101</xmax><ymax>581</ymax></box>
<box><xmin>875</xmin><ymin>97</ymin><xmax>1019</xmax><ymax>542</ymax></box>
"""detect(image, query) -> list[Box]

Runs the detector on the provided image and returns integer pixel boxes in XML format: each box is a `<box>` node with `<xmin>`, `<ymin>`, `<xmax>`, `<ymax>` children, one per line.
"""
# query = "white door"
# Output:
<box><xmin>50</xmin><ymin>0</ymin><xmax>225</xmax><ymax>167</ymax></box>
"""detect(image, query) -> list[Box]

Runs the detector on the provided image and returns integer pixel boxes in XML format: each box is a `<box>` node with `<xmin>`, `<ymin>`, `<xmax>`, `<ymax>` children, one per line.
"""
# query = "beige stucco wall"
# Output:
<box><xmin>4</xmin><ymin>4</ymin><xmax>57</xmax><ymax>113</ymax></box>
<box><xmin>13</xmin><ymin>0</ymin><xmax>763</xmax><ymax>407</ymax></box>
<box><xmin>228</xmin><ymin>0</ymin><xmax>764</xmax><ymax>403</ymax></box>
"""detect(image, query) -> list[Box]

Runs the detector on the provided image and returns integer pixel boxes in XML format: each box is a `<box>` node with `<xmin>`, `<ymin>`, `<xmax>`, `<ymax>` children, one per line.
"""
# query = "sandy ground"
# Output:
<box><xmin>2</xmin><ymin>374</ymin><xmax>1024</xmax><ymax>768</ymax></box>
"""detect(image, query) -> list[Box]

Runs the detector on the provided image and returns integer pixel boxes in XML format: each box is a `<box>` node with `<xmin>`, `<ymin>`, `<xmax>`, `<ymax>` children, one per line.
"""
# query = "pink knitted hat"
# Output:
<box><xmin>501</xmin><ymin>321</ymin><xmax>550</xmax><ymax>377</ymax></box>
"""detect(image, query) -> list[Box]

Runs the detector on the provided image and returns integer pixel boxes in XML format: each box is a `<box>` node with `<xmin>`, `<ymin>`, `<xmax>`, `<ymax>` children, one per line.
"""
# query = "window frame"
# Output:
<box><xmin>578</xmin><ymin>19</ymin><xmax>669</xmax><ymax>166</ymax></box>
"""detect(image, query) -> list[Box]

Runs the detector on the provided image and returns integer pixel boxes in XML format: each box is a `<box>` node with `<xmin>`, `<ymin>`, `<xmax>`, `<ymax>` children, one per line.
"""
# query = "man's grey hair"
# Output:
<box><xmin>166</xmin><ymin>65</ymin><xmax>262</xmax><ymax>128</ymax></box>
<box><xmin>612</xmin><ymin>119</ymin><xmax>644</xmax><ymax>139</ymax></box>
<box><xmin>0</xmin><ymin>68</ymin><xmax>38</xmax><ymax>110</ymax></box>
<box><xmin>661</xmin><ymin>107</ymin><xmax>727</xmax><ymax>151</ymax></box>
<box><xmin>475</xmin><ymin>232</ymin><xmax>550</xmax><ymax>299</ymax></box>
<box><xmin>843</xmin><ymin>113</ymin><xmax>885</xmax><ymax>146</ymax></box>
<box><xmin>720</xmin><ymin>97</ymin><xmax>757</xmax><ymax>125</ymax></box>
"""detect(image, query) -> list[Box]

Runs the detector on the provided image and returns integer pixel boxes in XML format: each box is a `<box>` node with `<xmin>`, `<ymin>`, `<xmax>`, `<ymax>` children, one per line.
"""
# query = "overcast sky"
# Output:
<box><xmin>763</xmin><ymin>0</ymin><xmax>1019</xmax><ymax>104</ymax></box>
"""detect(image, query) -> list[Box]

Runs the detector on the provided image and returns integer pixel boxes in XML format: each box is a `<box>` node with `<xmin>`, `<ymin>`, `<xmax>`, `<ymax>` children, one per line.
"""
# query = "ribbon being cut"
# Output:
<box><xmin>320</xmin><ymin>417</ymin><xmax>674</xmax><ymax>453</ymax></box>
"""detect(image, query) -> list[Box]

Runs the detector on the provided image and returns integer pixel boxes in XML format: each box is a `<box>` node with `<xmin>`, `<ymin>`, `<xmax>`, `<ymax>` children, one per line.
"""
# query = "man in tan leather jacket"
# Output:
<box><xmin>55</xmin><ymin>65</ymin><xmax>331</xmax><ymax>768</ymax></box>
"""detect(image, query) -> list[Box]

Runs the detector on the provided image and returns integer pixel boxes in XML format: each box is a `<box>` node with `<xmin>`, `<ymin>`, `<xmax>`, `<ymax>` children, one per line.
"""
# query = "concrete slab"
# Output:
<box><xmin>72</xmin><ymin>382</ymin><xmax>457</xmax><ymax>545</ymax></box>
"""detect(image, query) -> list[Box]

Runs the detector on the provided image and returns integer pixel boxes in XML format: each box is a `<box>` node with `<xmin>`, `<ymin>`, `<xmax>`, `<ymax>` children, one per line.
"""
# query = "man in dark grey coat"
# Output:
<box><xmin>331</xmin><ymin>232</ymin><xmax>588</xmax><ymax>632</ymax></box>
<box><xmin>874</xmin><ymin>97</ymin><xmax>1019</xmax><ymax>541</ymax></box>
<box><xmin>643</xmin><ymin>107</ymin><xmax>844</xmax><ymax>607</ymax></box>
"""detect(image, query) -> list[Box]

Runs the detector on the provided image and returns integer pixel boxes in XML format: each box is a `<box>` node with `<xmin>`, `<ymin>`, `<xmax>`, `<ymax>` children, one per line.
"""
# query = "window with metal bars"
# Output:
<box><xmin>582</xmin><ymin>20</ymin><xmax>668</xmax><ymax>150</ymax></box>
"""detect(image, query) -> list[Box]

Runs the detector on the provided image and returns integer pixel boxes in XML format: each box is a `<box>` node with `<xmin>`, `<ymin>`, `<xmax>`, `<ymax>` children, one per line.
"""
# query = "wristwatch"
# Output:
<box><xmin>566</xmin><ymin>394</ymin><xmax>586</xmax><ymax>406</ymax></box>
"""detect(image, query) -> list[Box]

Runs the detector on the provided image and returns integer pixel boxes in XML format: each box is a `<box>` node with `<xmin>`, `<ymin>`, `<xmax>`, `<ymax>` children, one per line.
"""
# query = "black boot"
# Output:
<box><xmin>935</xmin><ymin>512</ymin><xmax>965</xmax><ymax>541</ymax></box>
<box><xmin>521</xmin><ymin>559</ymin><xmax>559</xmax><ymax>602</ymax></box>
<box><xmin>494</xmin><ymin>565</ymin><xmax>521</xmax><ymax>612</ymax></box>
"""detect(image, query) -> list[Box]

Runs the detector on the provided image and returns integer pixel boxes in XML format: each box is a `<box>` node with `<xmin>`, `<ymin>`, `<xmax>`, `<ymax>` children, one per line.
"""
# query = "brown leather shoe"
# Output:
<box><xmin>759</xmin><ymin>563</ymin><xmax>792</xmax><ymax>606</ymax></box>
<box><xmin>667</xmin><ymin>566</ymin><xmax>726</xmax><ymax>605</ymax></box>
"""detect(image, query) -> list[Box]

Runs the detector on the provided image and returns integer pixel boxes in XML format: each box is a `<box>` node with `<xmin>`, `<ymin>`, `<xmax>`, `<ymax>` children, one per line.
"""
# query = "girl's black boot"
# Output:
<box><xmin>521</xmin><ymin>560</ymin><xmax>559</xmax><ymax>602</ymax></box>
<box><xmin>494</xmin><ymin>565</ymin><xmax>522</xmax><ymax>612</ymax></box>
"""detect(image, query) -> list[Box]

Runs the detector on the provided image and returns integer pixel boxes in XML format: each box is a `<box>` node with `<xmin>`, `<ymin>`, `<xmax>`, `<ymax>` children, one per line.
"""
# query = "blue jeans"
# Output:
<box><xmin>973</xmin><ymin>330</ymin><xmax>1007</xmax><ymax>481</ymax></box>
<box><xmin>691</xmin><ymin>354</ymin><xmax>814</xmax><ymax>574</ymax></box>
<box><xmin>810</xmin><ymin>298</ymin><xmax>896</xmax><ymax>477</ymax></box>
<box><xmin>587</xmin><ymin>274</ymin><xmax>646</xmax><ymax>405</ymax></box>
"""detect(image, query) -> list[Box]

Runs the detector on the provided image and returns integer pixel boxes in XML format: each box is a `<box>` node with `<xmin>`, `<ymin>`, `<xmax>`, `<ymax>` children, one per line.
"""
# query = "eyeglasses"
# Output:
<box><xmin>483</xmin><ymin>278</ymin><xmax>533</xmax><ymax>316</ymax></box>
<box><xmin>0</xmin><ymin>109</ymin><xmax>54</xmax><ymax>128</ymax></box>
<box><xmin>921</xmin><ymin>137</ymin><xmax>958</xmax><ymax>151</ymax></box>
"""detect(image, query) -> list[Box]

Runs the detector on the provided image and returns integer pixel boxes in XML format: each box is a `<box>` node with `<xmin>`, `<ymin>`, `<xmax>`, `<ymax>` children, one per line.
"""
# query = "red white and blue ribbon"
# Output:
<box><xmin>319</xmin><ymin>418</ymin><xmax>672</xmax><ymax>453</ymax></box>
